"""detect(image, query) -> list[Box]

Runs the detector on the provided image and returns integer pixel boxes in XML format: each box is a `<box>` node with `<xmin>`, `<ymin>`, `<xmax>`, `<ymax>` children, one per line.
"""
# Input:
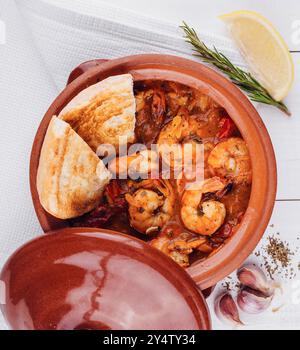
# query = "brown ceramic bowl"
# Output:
<box><xmin>0</xmin><ymin>227</ymin><xmax>211</xmax><ymax>330</ymax></box>
<box><xmin>30</xmin><ymin>54</ymin><xmax>277</xmax><ymax>289</ymax></box>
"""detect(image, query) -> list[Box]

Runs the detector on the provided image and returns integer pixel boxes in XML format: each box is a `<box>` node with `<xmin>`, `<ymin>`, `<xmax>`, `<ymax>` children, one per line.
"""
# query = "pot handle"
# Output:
<box><xmin>67</xmin><ymin>59</ymin><xmax>109</xmax><ymax>85</ymax></box>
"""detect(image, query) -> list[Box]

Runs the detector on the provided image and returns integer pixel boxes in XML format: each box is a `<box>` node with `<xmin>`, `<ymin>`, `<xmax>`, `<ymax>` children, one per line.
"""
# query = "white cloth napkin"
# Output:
<box><xmin>3</xmin><ymin>0</ymin><xmax>297</xmax><ymax>331</ymax></box>
<box><xmin>17</xmin><ymin>0</ymin><xmax>246</xmax><ymax>90</ymax></box>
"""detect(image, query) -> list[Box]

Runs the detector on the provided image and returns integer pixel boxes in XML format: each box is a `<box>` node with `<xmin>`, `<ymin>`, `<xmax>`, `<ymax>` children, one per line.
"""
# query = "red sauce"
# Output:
<box><xmin>71</xmin><ymin>80</ymin><xmax>252</xmax><ymax>267</ymax></box>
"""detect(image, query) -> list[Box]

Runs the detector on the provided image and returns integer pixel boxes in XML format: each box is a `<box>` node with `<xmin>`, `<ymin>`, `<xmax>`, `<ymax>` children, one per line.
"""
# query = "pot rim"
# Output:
<box><xmin>30</xmin><ymin>53</ymin><xmax>277</xmax><ymax>289</ymax></box>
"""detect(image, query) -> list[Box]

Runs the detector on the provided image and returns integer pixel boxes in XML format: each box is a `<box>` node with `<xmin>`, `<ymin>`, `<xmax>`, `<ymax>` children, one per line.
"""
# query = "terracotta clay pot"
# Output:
<box><xmin>0</xmin><ymin>228</ymin><xmax>211</xmax><ymax>330</ymax></box>
<box><xmin>30</xmin><ymin>54</ymin><xmax>277</xmax><ymax>289</ymax></box>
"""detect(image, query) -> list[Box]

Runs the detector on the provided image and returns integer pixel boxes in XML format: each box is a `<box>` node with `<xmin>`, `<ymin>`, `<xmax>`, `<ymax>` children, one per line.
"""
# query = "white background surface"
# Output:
<box><xmin>0</xmin><ymin>0</ymin><xmax>300</xmax><ymax>330</ymax></box>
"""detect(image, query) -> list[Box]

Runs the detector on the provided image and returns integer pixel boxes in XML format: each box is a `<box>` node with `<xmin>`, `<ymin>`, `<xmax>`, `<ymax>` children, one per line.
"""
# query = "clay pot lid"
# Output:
<box><xmin>0</xmin><ymin>228</ymin><xmax>211</xmax><ymax>330</ymax></box>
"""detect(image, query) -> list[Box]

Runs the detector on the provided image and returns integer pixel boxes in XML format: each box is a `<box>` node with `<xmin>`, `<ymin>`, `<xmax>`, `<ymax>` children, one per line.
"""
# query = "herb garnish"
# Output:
<box><xmin>180</xmin><ymin>22</ymin><xmax>291</xmax><ymax>115</ymax></box>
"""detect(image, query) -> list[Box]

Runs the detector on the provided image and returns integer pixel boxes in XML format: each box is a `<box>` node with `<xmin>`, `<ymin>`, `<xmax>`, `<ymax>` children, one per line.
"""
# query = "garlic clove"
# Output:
<box><xmin>237</xmin><ymin>286</ymin><xmax>273</xmax><ymax>314</ymax></box>
<box><xmin>237</xmin><ymin>264</ymin><xmax>273</xmax><ymax>296</ymax></box>
<box><xmin>214</xmin><ymin>292</ymin><xmax>243</xmax><ymax>326</ymax></box>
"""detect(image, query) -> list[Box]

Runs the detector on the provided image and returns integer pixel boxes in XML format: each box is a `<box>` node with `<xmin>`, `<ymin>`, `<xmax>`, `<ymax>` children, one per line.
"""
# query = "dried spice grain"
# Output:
<box><xmin>258</xmin><ymin>234</ymin><xmax>296</xmax><ymax>280</ymax></box>
<box><xmin>266</xmin><ymin>236</ymin><xmax>293</xmax><ymax>268</ymax></box>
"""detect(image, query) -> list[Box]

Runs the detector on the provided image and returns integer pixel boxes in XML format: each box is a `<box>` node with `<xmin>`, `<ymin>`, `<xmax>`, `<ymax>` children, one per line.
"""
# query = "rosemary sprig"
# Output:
<box><xmin>180</xmin><ymin>21</ymin><xmax>291</xmax><ymax>115</ymax></box>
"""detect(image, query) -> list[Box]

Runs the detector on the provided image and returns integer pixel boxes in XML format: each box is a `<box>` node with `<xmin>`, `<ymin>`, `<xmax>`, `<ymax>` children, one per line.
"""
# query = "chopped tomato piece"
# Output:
<box><xmin>217</xmin><ymin>117</ymin><xmax>237</xmax><ymax>139</ymax></box>
<box><xmin>105</xmin><ymin>181</ymin><xmax>125</xmax><ymax>204</ymax></box>
<box><xmin>72</xmin><ymin>197</ymin><xmax>127</xmax><ymax>228</ymax></box>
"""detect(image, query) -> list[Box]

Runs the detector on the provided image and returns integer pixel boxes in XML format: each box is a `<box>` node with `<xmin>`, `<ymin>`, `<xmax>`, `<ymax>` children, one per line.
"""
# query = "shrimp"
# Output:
<box><xmin>125</xmin><ymin>179</ymin><xmax>175</xmax><ymax>234</ymax></box>
<box><xmin>150</xmin><ymin>235</ymin><xmax>190</xmax><ymax>268</ymax></box>
<box><xmin>176</xmin><ymin>141</ymin><xmax>214</xmax><ymax>195</ymax></box>
<box><xmin>157</xmin><ymin>114</ymin><xmax>206</xmax><ymax>182</ymax></box>
<box><xmin>108</xmin><ymin>150</ymin><xmax>159</xmax><ymax>179</ymax></box>
<box><xmin>168</xmin><ymin>235</ymin><xmax>207</xmax><ymax>254</ymax></box>
<box><xmin>208</xmin><ymin>137</ymin><xmax>252</xmax><ymax>184</ymax></box>
<box><xmin>150</xmin><ymin>235</ymin><xmax>171</xmax><ymax>255</ymax></box>
<box><xmin>150</xmin><ymin>232</ymin><xmax>207</xmax><ymax>267</ymax></box>
<box><xmin>181</xmin><ymin>177</ymin><xmax>226</xmax><ymax>236</ymax></box>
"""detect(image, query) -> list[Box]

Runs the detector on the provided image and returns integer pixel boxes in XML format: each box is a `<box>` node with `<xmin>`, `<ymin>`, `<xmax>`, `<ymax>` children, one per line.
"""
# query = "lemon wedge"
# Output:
<box><xmin>220</xmin><ymin>10</ymin><xmax>294</xmax><ymax>101</ymax></box>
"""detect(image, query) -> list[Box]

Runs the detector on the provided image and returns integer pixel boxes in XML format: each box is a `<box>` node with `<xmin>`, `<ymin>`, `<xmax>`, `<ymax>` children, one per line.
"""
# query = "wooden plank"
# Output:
<box><xmin>256</xmin><ymin>52</ymin><xmax>300</xmax><ymax>200</ymax></box>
